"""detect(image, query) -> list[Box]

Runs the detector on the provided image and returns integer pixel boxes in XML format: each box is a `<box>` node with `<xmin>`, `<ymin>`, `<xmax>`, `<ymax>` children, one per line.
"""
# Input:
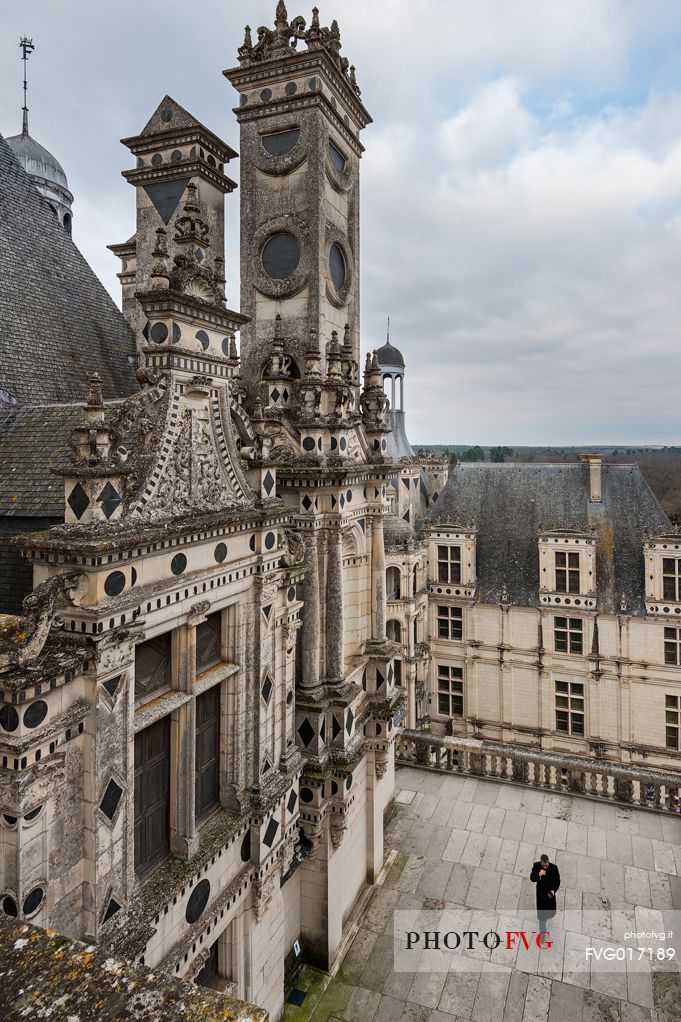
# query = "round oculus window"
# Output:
<box><xmin>261</xmin><ymin>232</ymin><xmax>300</xmax><ymax>280</ymax></box>
<box><xmin>0</xmin><ymin>704</ymin><xmax>19</xmax><ymax>733</ymax></box>
<box><xmin>185</xmin><ymin>879</ymin><xmax>210</xmax><ymax>924</ymax></box>
<box><xmin>329</xmin><ymin>243</ymin><xmax>346</xmax><ymax>291</ymax></box>
<box><xmin>24</xmin><ymin>701</ymin><xmax>48</xmax><ymax>729</ymax></box>
<box><xmin>22</xmin><ymin>887</ymin><xmax>44</xmax><ymax>916</ymax></box>
<box><xmin>171</xmin><ymin>553</ymin><xmax>187</xmax><ymax>576</ymax></box>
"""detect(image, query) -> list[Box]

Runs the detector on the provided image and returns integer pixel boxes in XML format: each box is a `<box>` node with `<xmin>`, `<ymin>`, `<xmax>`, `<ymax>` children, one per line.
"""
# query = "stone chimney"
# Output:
<box><xmin>581</xmin><ymin>454</ymin><xmax>602</xmax><ymax>503</ymax></box>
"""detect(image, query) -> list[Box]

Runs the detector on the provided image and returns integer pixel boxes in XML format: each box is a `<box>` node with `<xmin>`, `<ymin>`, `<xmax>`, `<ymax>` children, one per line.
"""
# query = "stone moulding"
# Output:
<box><xmin>250</xmin><ymin>212</ymin><xmax>311</xmax><ymax>300</ymax></box>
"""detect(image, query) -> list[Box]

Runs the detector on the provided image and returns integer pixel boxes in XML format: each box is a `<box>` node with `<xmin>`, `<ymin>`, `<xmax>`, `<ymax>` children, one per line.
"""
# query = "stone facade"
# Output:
<box><xmin>0</xmin><ymin>6</ymin><xmax>400</xmax><ymax>1021</ymax></box>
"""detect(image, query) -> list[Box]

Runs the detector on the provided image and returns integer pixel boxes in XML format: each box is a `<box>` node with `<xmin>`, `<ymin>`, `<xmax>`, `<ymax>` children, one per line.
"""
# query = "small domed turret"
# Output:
<box><xmin>6</xmin><ymin>131</ymin><xmax>74</xmax><ymax>233</ymax></box>
<box><xmin>6</xmin><ymin>38</ymin><xmax>73</xmax><ymax>234</ymax></box>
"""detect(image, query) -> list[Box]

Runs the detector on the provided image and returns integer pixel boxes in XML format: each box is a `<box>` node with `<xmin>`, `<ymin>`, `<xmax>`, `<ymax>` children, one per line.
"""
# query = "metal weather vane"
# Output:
<box><xmin>20</xmin><ymin>36</ymin><xmax>35</xmax><ymax>135</ymax></box>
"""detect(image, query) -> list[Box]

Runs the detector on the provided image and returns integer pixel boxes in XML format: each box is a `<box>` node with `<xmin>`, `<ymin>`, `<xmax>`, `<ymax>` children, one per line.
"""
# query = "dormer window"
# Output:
<box><xmin>539</xmin><ymin>535</ymin><xmax>596</xmax><ymax>609</ymax></box>
<box><xmin>555</xmin><ymin>551</ymin><xmax>580</xmax><ymax>594</ymax></box>
<box><xmin>644</xmin><ymin>539</ymin><xmax>681</xmax><ymax>616</ymax></box>
<box><xmin>663</xmin><ymin>559</ymin><xmax>681</xmax><ymax>602</ymax></box>
<box><xmin>438</xmin><ymin>545</ymin><xmax>461</xmax><ymax>584</ymax></box>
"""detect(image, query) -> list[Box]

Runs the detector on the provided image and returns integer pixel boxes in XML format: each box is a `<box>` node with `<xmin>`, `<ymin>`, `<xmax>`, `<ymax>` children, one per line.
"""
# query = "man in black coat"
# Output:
<box><xmin>530</xmin><ymin>854</ymin><xmax>560</xmax><ymax>920</ymax></box>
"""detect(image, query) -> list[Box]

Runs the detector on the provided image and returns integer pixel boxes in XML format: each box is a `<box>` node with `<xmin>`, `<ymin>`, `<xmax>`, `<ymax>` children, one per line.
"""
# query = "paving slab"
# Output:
<box><xmin>291</xmin><ymin>768</ymin><xmax>680</xmax><ymax>1022</ymax></box>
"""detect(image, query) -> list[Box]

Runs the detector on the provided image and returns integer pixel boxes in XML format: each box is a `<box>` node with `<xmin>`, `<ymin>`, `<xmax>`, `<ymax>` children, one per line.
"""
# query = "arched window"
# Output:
<box><xmin>63</xmin><ymin>212</ymin><xmax>72</xmax><ymax>235</ymax></box>
<box><xmin>386</xmin><ymin>566</ymin><xmax>401</xmax><ymax>601</ymax></box>
<box><xmin>386</xmin><ymin>619</ymin><xmax>402</xmax><ymax>643</ymax></box>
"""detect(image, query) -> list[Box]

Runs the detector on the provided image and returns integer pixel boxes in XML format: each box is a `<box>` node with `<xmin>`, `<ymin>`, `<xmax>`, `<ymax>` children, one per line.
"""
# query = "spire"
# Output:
<box><xmin>386</xmin><ymin>315</ymin><xmax>390</xmax><ymax>343</ymax></box>
<box><xmin>19</xmin><ymin>36</ymin><xmax>35</xmax><ymax>136</ymax></box>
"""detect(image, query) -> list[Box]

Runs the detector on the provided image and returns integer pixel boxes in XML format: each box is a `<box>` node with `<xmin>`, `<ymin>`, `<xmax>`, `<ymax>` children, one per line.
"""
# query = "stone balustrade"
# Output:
<box><xmin>396</xmin><ymin>728</ymin><xmax>681</xmax><ymax>814</ymax></box>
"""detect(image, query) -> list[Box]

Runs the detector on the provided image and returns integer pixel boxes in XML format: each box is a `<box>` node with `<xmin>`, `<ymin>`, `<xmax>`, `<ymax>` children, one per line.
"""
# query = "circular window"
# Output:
<box><xmin>195</xmin><ymin>330</ymin><xmax>209</xmax><ymax>350</ymax></box>
<box><xmin>150</xmin><ymin>322</ymin><xmax>168</xmax><ymax>344</ymax></box>
<box><xmin>171</xmin><ymin>553</ymin><xmax>187</xmax><ymax>576</ymax></box>
<box><xmin>302</xmin><ymin>437</ymin><xmax>316</xmax><ymax>452</ymax></box>
<box><xmin>300</xmin><ymin>787</ymin><xmax>314</xmax><ymax>804</ymax></box>
<box><xmin>171</xmin><ymin>150</ymin><xmax>182</xmax><ymax>162</ymax></box>
<box><xmin>287</xmin><ymin>587</ymin><xmax>295</xmax><ymax>602</ymax></box>
<box><xmin>0</xmin><ymin>705</ymin><xmax>19</xmax><ymax>733</ymax></box>
<box><xmin>24</xmin><ymin>701</ymin><xmax>48</xmax><ymax>730</ymax></box>
<box><xmin>329</xmin><ymin>244</ymin><xmax>346</xmax><ymax>291</ymax></box>
<box><xmin>3</xmin><ymin>815</ymin><xmax>17</xmax><ymax>827</ymax></box>
<box><xmin>185</xmin><ymin>878</ymin><xmax>210</xmax><ymax>924</ymax></box>
<box><xmin>2</xmin><ymin>896</ymin><xmax>18</xmax><ymax>917</ymax></box>
<box><xmin>345</xmin><ymin>773</ymin><xmax>353</xmax><ymax>791</ymax></box>
<box><xmin>262</xmin><ymin>233</ymin><xmax>300</xmax><ymax>280</ymax></box>
<box><xmin>22</xmin><ymin>887</ymin><xmax>44</xmax><ymax>916</ymax></box>
<box><xmin>264</xmin><ymin>532</ymin><xmax>276</xmax><ymax>551</ymax></box>
<box><xmin>214</xmin><ymin>543</ymin><xmax>228</xmax><ymax>563</ymax></box>
<box><xmin>104</xmin><ymin>571</ymin><xmax>126</xmax><ymax>598</ymax></box>
<box><xmin>24</xmin><ymin>806</ymin><xmax>42</xmax><ymax>823</ymax></box>
<box><xmin>286</xmin><ymin>690</ymin><xmax>294</xmax><ymax>705</ymax></box>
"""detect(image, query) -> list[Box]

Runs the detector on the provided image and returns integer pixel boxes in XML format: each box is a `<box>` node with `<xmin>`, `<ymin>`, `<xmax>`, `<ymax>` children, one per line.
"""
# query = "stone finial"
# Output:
<box><xmin>275</xmin><ymin>1</ymin><xmax>289</xmax><ymax>30</ymax></box>
<box><xmin>183</xmin><ymin>182</ymin><xmax>201</xmax><ymax>214</ymax></box>
<box><xmin>274</xmin><ymin>312</ymin><xmax>283</xmax><ymax>340</ymax></box>
<box><xmin>343</xmin><ymin>323</ymin><xmax>351</xmax><ymax>348</ymax></box>
<box><xmin>152</xmin><ymin>227</ymin><xmax>168</xmax><ymax>258</ymax></box>
<box><xmin>238</xmin><ymin>25</ymin><xmax>254</xmax><ymax>62</ymax></box>
<box><xmin>229</xmin><ymin>335</ymin><xmax>238</xmax><ymax>360</ymax></box>
<box><xmin>214</xmin><ymin>255</ymin><xmax>226</xmax><ymax>284</ymax></box>
<box><xmin>307</xmin><ymin>328</ymin><xmax>319</xmax><ymax>353</ymax></box>
<box><xmin>87</xmin><ymin>373</ymin><xmax>103</xmax><ymax>408</ymax></box>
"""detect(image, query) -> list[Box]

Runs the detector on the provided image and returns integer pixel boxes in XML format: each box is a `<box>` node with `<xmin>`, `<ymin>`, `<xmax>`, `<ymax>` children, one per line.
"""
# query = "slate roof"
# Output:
<box><xmin>0</xmin><ymin>133</ymin><xmax>137</xmax><ymax>405</ymax></box>
<box><xmin>426</xmin><ymin>462</ymin><xmax>671</xmax><ymax>615</ymax></box>
<box><xmin>0</xmin><ymin>404</ymin><xmax>86</xmax><ymax>517</ymax></box>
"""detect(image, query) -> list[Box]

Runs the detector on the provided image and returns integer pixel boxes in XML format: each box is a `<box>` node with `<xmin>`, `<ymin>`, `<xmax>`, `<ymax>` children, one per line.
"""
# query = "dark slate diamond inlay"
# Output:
<box><xmin>263</xmin><ymin>471</ymin><xmax>275</xmax><ymax>495</ymax></box>
<box><xmin>287</xmin><ymin>790</ymin><xmax>297</xmax><ymax>813</ymax></box>
<box><xmin>195</xmin><ymin>248</ymin><xmax>204</xmax><ymax>263</ymax></box>
<box><xmin>100</xmin><ymin>778</ymin><xmax>123</xmax><ymax>821</ymax></box>
<box><xmin>103</xmin><ymin>898</ymin><xmax>121</xmax><ymax>922</ymax></box>
<box><xmin>263</xmin><ymin>817</ymin><xmax>279</xmax><ymax>848</ymax></box>
<box><xmin>282</xmin><ymin>388</ymin><xmax>289</xmax><ymax>401</ymax></box>
<box><xmin>320</xmin><ymin>719</ymin><xmax>326</xmax><ymax>742</ymax></box>
<box><xmin>332</xmin><ymin>714</ymin><xmax>342</xmax><ymax>740</ymax></box>
<box><xmin>262</xmin><ymin>604</ymin><xmax>272</xmax><ymax>622</ymax></box>
<box><xmin>298</xmin><ymin>717</ymin><xmax>315</xmax><ymax>747</ymax></box>
<box><xmin>388</xmin><ymin>664</ymin><xmax>394</xmax><ymax>684</ymax></box>
<box><xmin>376</xmin><ymin>668</ymin><xmax>384</xmax><ymax>689</ymax></box>
<box><xmin>68</xmin><ymin>483</ymin><xmax>90</xmax><ymax>520</ymax></box>
<box><xmin>97</xmin><ymin>481</ymin><xmax>121</xmax><ymax>519</ymax></box>
<box><xmin>302</xmin><ymin>495</ymin><xmax>313</xmax><ymax>511</ymax></box>
<box><xmin>143</xmin><ymin>178</ymin><xmax>190</xmax><ymax>225</ymax></box>
<box><xmin>346</xmin><ymin>707</ymin><xmax>354</xmax><ymax>735</ymax></box>
<box><xmin>102</xmin><ymin>675</ymin><xmax>122</xmax><ymax>701</ymax></box>
<box><xmin>271</xmin><ymin>387</ymin><xmax>280</xmax><ymax>402</ymax></box>
<box><xmin>261</xmin><ymin>675</ymin><xmax>273</xmax><ymax>704</ymax></box>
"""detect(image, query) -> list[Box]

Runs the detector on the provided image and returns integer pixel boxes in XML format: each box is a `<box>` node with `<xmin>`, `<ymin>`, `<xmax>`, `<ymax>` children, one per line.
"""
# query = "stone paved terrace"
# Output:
<box><xmin>285</xmin><ymin>765</ymin><xmax>681</xmax><ymax>1022</ymax></box>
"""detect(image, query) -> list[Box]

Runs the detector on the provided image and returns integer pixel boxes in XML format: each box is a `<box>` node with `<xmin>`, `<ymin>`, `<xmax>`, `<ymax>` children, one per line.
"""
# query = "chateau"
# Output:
<box><xmin>0</xmin><ymin>5</ymin><xmax>680</xmax><ymax>1020</ymax></box>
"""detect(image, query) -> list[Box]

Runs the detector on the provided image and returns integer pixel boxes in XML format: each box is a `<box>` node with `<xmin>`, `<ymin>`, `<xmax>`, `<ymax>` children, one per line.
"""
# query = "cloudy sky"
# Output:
<box><xmin>3</xmin><ymin>1</ymin><xmax>681</xmax><ymax>446</ymax></box>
